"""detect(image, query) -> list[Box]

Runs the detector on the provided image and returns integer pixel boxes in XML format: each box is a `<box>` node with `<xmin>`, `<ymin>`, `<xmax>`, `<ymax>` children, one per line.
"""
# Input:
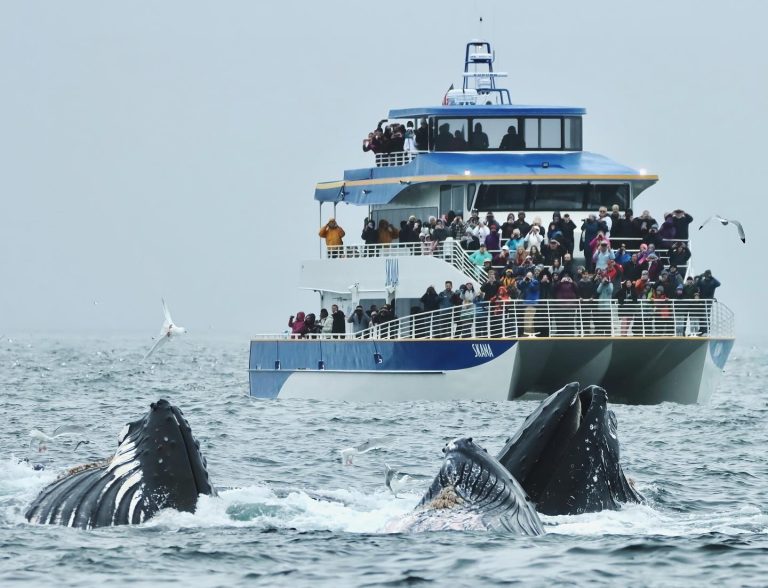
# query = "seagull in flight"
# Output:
<box><xmin>384</xmin><ymin>464</ymin><xmax>416</xmax><ymax>498</ymax></box>
<box><xmin>339</xmin><ymin>438</ymin><xmax>388</xmax><ymax>465</ymax></box>
<box><xmin>29</xmin><ymin>425</ymin><xmax>87</xmax><ymax>452</ymax></box>
<box><xmin>698</xmin><ymin>215</ymin><xmax>746</xmax><ymax>243</ymax></box>
<box><xmin>144</xmin><ymin>298</ymin><xmax>187</xmax><ymax>360</ymax></box>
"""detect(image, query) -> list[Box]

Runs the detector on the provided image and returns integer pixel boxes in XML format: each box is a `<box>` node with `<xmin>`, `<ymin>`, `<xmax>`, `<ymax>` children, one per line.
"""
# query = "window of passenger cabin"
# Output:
<box><xmin>533</xmin><ymin>184</ymin><xmax>587</xmax><ymax>210</ymax></box>
<box><xmin>434</xmin><ymin>119</ymin><xmax>469</xmax><ymax>151</ymax></box>
<box><xmin>474</xmin><ymin>184</ymin><xmax>529</xmax><ymax>211</ymax></box>
<box><xmin>588</xmin><ymin>184</ymin><xmax>630</xmax><ymax>210</ymax></box>
<box><xmin>440</xmin><ymin>184</ymin><xmax>466</xmax><ymax>214</ymax></box>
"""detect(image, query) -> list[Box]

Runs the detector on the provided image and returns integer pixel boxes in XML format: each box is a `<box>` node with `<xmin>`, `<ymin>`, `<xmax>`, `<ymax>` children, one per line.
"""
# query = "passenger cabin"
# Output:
<box><xmin>308</xmin><ymin>40</ymin><xmax>659</xmax><ymax>316</ymax></box>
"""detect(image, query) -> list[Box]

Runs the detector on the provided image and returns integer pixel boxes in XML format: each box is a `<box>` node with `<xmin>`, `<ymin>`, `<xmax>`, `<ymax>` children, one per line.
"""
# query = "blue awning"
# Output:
<box><xmin>314</xmin><ymin>151</ymin><xmax>657</xmax><ymax>205</ymax></box>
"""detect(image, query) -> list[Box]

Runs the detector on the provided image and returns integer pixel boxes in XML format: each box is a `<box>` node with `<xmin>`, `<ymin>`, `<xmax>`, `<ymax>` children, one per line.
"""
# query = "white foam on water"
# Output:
<box><xmin>0</xmin><ymin>456</ymin><xmax>58</xmax><ymax>524</ymax></box>
<box><xmin>143</xmin><ymin>484</ymin><xmax>421</xmax><ymax>533</ymax></box>
<box><xmin>545</xmin><ymin>502</ymin><xmax>768</xmax><ymax>537</ymax></box>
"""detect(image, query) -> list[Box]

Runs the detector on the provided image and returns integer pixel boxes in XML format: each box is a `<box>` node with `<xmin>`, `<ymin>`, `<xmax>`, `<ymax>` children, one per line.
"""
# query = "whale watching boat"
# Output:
<box><xmin>249</xmin><ymin>40</ymin><xmax>735</xmax><ymax>404</ymax></box>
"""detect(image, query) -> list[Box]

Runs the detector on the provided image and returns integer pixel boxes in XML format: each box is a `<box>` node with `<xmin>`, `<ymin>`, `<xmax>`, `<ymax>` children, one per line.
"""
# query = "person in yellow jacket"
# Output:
<box><xmin>377</xmin><ymin>219</ymin><xmax>400</xmax><ymax>245</ymax></box>
<box><xmin>319</xmin><ymin>218</ymin><xmax>345</xmax><ymax>257</ymax></box>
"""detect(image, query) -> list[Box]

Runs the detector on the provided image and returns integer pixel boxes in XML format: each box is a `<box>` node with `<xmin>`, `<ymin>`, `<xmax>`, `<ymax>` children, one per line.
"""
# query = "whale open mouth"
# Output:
<box><xmin>496</xmin><ymin>383</ymin><xmax>607</xmax><ymax>502</ymax></box>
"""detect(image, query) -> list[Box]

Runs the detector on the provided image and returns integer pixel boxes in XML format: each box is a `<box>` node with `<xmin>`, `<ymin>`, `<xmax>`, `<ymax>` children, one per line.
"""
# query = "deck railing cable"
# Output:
<box><xmin>252</xmin><ymin>299</ymin><xmax>734</xmax><ymax>341</ymax></box>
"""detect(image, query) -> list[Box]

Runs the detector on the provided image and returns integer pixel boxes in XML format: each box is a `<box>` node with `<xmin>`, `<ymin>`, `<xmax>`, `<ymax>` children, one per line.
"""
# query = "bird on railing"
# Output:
<box><xmin>698</xmin><ymin>215</ymin><xmax>746</xmax><ymax>243</ymax></box>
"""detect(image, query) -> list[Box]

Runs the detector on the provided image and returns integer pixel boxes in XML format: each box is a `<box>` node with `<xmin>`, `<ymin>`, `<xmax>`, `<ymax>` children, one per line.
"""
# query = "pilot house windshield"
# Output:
<box><xmin>433</xmin><ymin>117</ymin><xmax>582</xmax><ymax>151</ymax></box>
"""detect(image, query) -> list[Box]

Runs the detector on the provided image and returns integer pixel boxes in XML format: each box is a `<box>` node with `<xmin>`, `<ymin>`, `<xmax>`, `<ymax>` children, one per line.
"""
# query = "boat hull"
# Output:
<box><xmin>248</xmin><ymin>337</ymin><xmax>734</xmax><ymax>404</ymax></box>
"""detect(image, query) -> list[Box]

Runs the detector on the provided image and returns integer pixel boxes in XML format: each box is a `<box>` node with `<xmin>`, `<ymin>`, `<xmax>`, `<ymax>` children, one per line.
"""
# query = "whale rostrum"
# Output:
<box><xmin>25</xmin><ymin>399</ymin><xmax>216</xmax><ymax>529</ymax></box>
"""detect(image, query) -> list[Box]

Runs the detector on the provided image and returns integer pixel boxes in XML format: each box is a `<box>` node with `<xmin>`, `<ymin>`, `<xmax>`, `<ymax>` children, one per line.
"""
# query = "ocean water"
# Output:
<box><xmin>0</xmin><ymin>335</ymin><xmax>766</xmax><ymax>587</ymax></box>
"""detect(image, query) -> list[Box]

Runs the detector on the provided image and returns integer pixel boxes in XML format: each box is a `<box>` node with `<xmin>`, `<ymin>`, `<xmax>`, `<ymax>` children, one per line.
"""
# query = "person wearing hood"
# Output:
<box><xmin>490</xmin><ymin>285</ymin><xmax>513</xmax><ymax>337</ymax></box>
<box><xmin>288</xmin><ymin>312</ymin><xmax>306</xmax><ymax>338</ymax></box>
<box><xmin>319</xmin><ymin>218</ymin><xmax>345</xmax><ymax>258</ymax></box>
<box><xmin>472</xmin><ymin>219</ymin><xmax>490</xmax><ymax>243</ymax></box>
<box><xmin>659</xmin><ymin>213</ymin><xmax>677</xmax><ymax>246</ymax></box>
<box><xmin>377</xmin><ymin>219</ymin><xmax>400</xmax><ymax>244</ymax></box>
<box><xmin>361</xmin><ymin>219</ymin><xmax>378</xmax><ymax>246</ymax></box>
<box><xmin>484</xmin><ymin>224</ymin><xmax>501</xmax><ymax>251</ymax></box>
<box><xmin>524</xmin><ymin>225</ymin><xmax>544</xmax><ymax>251</ymax></box>
<box><xmin>420</xmin><ymin>286</ymin><xmax>441</xmax><ymax>312</ymax></box>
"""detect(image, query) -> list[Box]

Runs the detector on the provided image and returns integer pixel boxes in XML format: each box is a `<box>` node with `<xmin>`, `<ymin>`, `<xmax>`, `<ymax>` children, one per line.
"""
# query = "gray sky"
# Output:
<box><xmin>1</xmin><ymin>1</ymin><xmax>764</xmax><ymax>341</ymax></box>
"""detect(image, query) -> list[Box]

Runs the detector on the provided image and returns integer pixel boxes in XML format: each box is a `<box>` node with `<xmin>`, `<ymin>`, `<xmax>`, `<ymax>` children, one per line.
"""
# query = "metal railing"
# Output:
<box><xmin>323</xmin><ymin>240</ymin><xmax>487</xmax><ymax>284</ymax></box>
<box><xmin>373</xmin><ymin>151</ymin><xmax>420</xmax><ymax>167</ymax></box>
<box><xmin>355</xmin><ymin>299</ymin><xmax>733</xmax><ymax>340</ymax></box>
<box><xmin>252</xmin><ymin>299</ymin><xmax>732</xmax><ymax>341</ymax></box>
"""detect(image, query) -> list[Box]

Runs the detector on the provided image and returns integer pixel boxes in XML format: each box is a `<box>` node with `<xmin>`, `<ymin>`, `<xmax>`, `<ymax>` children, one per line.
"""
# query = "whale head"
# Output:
<box><xmin>496</xmin><ymin>383</ymin><xmax>642</xmax><ymax>515</ymax></box>
<box><xmin>407</xmin><ymin>437</ymin><xmax>543</xmax><ymax>535</ymax></box>
<box><xmin>26</xmin><ymin>398</ymin><xmax>216</xmax><ymax>528</ymax></box>
<box><xmin>114</xmin><ymin>399</ymin><xmax>216</xmax><ymax>517</ymax></box>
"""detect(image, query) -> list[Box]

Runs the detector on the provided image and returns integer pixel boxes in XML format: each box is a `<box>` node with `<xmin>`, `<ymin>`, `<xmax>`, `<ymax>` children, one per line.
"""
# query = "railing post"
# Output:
<box><xmin>546</xmin><ymin>300</ymin><xmax>552</xmax><ymax>337</ymax></box>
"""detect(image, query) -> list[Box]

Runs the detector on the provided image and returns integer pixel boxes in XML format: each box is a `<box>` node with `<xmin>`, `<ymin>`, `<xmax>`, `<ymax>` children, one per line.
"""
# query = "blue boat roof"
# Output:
<box><xmin>315</xmin><ymin>151</ymin><xmax>657</xmax><ymax>205</ymax></box>
<box><xmin>388</xmin><ymin>105</ymin><xmax>586</xmax><ymax>119</ymax></box>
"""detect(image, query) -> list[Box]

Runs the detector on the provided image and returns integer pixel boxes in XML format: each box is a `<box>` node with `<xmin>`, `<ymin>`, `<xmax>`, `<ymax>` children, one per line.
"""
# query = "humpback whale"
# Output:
<box><xmin>497</xmin><ymin>383</ymin><xmax>643</xmax><ymax>516</ymax></box>
<box><xmin>398</xmin><ymin>438</ymin><xmax>543</xmax><ymax>534</ymax></box>
<box><xmin>26</xmin><ymin>399</ymin><xmax>216</xmax><ymax>528</ymax></box>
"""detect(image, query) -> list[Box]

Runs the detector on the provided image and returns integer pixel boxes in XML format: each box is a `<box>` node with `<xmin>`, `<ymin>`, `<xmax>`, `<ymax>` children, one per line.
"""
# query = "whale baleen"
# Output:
<box><xmin>398</xmin><ymin>437</ymin><xmax>543</xmax><ymax>534</ymax></box>
<box><xmin>497</xmin><ymin>383</ymin><xmax>643</xmax><ymax>516</ymax></box>
<box><xmin>26</xmin><ymin>399</ymin><xmax>216</xmax><ymax>528</ymax></box>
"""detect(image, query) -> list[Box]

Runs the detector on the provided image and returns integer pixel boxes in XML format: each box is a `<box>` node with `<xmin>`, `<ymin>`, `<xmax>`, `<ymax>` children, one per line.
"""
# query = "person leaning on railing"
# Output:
<box><xmin>553</xmin><ymin>274</ymin><xmax>579</xmax><ymax>336</ymax></box>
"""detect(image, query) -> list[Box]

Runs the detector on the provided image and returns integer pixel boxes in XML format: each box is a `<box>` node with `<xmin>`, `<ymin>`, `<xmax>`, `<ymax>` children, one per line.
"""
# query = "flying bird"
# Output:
<box><xmin>698</xmin><ymin>215</ymin><xmax>746</xmax><ymax>243</ymax></box>
<box><xmin>339</xmin><ymin>438</ymin><xmax>388</xmax><ymax>465</ymax></box>
<box><xmin>384</xmin><ymin>464</ymin><xmax>417</xmax><ymax>497</ymax></box>
<box><xmin>29</xmin><ymin>425</ymin><xmax>87</xmax><ymax>453</ymax></box>
<box><xmin>144</xmin><ymin>299</ymin><xmax>187</xmax><ymax>360</ymax></box>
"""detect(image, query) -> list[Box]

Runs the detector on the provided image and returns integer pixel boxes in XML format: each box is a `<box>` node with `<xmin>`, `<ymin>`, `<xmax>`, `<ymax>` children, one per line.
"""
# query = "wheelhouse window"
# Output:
<box><xmin>564</xmin><ymin>117</ymin><xmax>582</xmax><ymax>150</ymax></box>
<box><xmin>434</xmin><ymin>118</ymin><xmax>469</xmax><ymax>151</ymax></box>
<box><xmin>430</xmin><ymin>116</ymin><xmax>582</xmax><ymax>152</ymax></box>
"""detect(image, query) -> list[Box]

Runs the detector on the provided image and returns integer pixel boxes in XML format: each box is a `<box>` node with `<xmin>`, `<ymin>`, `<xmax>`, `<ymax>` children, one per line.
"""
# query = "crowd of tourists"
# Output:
<box><xmin>287</xmin><ymin>303</ymin><xmax>397</xmax><ymax>339</ymax></box>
